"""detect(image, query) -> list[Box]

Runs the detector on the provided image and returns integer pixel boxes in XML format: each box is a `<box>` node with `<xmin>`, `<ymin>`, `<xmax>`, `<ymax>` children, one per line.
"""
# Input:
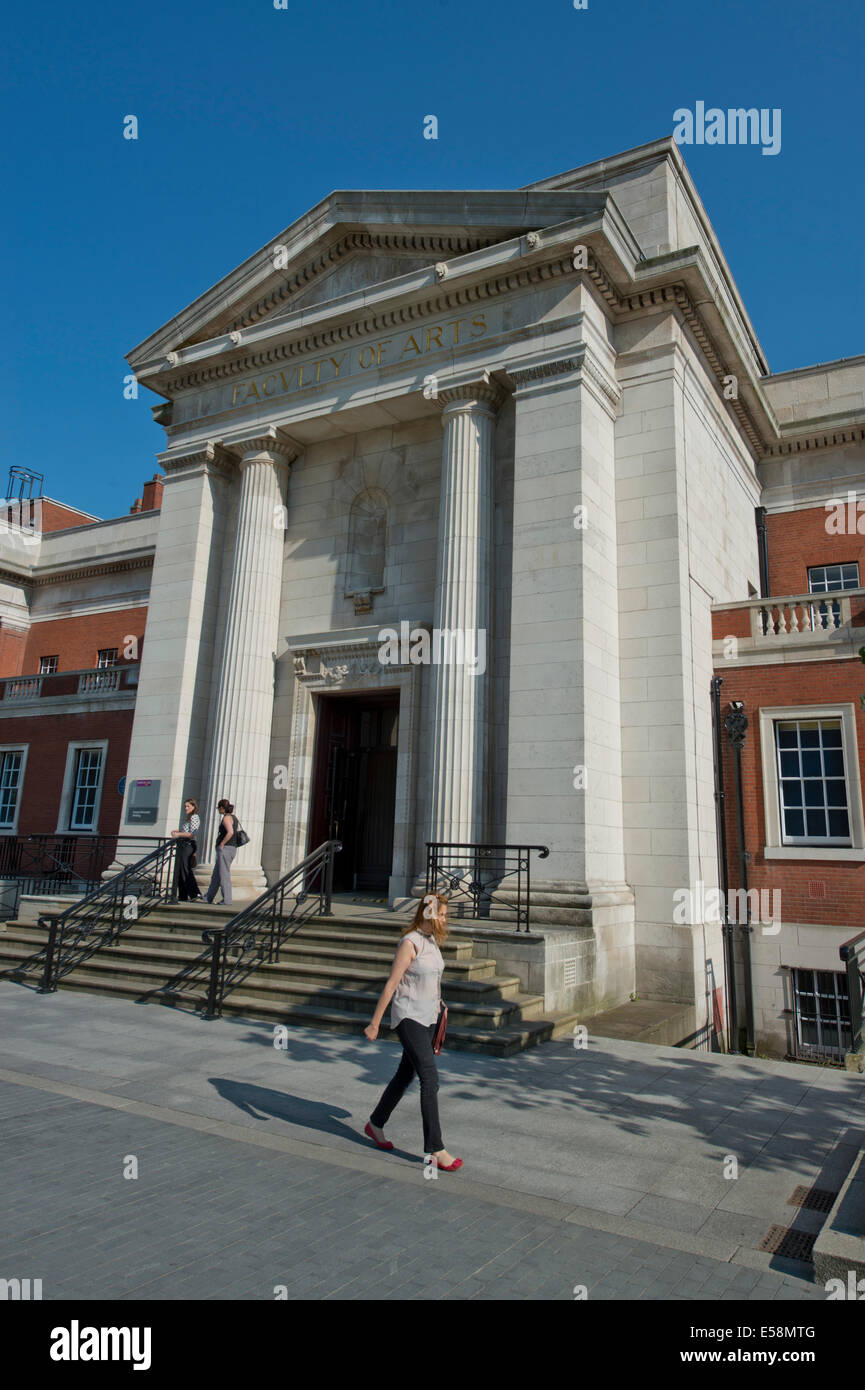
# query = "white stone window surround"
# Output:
<box><xmin>0</xmin><ymin>743</ymin><xmax>29</xmax><ymax>832</ymax></box>
<box><xmin>56</xmin><ymin>739</ymin><xmax>109</xmax><ymax>835</ymax></box>
<box><xmin>759</xmin><ymin>704</ymin><xmax>865</xmax><ymax>861</ymax></box>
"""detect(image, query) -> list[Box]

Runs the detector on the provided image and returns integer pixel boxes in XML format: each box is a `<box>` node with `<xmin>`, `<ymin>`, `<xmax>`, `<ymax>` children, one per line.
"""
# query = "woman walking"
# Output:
<box><xmin>205</xmin><ymin>798</ymin><xmax>239</xmax><ymax>906</ymax></box>
<box><xmin>170</xmin><ymin>798</ymin><xmax>202</xmax><ymax>902</ymax></box>
<box><xmin>364</xmin><ymin>891</ymin><xmax>462</xmax><ymax>1171</ymax></box>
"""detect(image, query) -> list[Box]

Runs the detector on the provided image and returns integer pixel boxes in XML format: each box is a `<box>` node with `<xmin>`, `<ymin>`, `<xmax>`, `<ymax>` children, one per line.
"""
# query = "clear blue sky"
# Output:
<box><xmin>3</xmin><ymin>0</ymin><xmax>863</xmax><ymax>520</ymax></box>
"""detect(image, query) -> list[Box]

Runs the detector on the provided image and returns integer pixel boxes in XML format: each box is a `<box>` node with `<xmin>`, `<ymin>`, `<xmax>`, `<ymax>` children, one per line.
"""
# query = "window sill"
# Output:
<box><xmin>763</xmin><ymin>845</ymin><xmax>865</xmax><ymax>861</ymax></box>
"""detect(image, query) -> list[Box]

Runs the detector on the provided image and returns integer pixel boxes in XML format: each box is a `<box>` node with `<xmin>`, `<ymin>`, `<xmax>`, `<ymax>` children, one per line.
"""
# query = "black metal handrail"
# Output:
<box><xmin>840</xmin><ymin>928</ymin><xmax>865</xmax><ymax>1054</ymax></box>
<box><xmin>38</xmin><ymin>839</ymin><xmax>177</xmax><ymax>992</ymax></box>
<box><xmin>0</xmin><ymin>834</ymin><xmax>163</xmax><ymax>897</ymax></box>
<box><xmin>201</xmin><ymin>839</ymin><xmax>342</xmax><ymax>1020</ymax></box>
<box><xmin>425</xmin><ymin>841</ymin><xmax>549</xmax><ymax>932</ymax></box>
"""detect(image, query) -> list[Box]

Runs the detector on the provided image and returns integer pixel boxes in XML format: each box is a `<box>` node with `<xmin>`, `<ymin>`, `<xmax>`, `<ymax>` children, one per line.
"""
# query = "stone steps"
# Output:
<box><xmin>0</xmin><ymin>910</ymin><xmax>581</xmax><ymax>1057</ymax></box>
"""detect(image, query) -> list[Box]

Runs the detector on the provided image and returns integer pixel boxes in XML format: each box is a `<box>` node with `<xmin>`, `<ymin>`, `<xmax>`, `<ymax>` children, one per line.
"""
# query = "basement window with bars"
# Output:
<box><xmin>69</xmin><ymin>748</ymin><xmax>104</xmax><ymax>830</ymax></box>
<box><xmin>791</xmin><ymin>968</ymin><xmax>852</xmax><ymax>1064</ymax></box>
<box><xmin>775</xmin><ymin>719</ymin><xmax>851</xmax><ymax>845</ymax></box>
<box><xmin>0</xmin><ymin>750</ymin><xmax>24</xmax><ymax>828</ymax></box>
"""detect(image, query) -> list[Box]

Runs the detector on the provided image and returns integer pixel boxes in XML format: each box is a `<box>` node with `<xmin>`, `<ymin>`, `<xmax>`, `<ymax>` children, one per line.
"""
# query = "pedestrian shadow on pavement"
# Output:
<box><xmin>208</xmin><ymin>1076</ymin><xmax>420</xmax><ymax>1163</ymax></box>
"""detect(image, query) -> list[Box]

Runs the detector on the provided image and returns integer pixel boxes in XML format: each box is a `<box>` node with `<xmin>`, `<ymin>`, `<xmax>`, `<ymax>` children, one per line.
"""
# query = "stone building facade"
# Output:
<box><xmin>5</xmin><ymin>135</ymin><xmax>862</xmax><ymax>1059</ymax></box>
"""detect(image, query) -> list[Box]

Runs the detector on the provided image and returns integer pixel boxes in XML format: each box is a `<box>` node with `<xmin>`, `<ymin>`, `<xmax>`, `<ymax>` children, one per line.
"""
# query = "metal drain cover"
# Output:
<box><xmin>787</xmin><ymin>1185</ymin><xmax>839</xmax><ymax>1213</ymax></box>
<box><xmin>758</xmin><ymin>1225</ymin><xmax>817</xmax><ymax>1260</ymax></box>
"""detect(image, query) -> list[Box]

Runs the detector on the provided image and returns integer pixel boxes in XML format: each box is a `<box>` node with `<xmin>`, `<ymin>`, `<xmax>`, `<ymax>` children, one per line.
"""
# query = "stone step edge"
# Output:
<box><xmin>0</xmin><ymin>940</ymin><xmax>508</xmax><ymax>987</ymax></box>
<box><xmin>7</xmin><ymin>967</ymin><xmax>547</xmax><ymax>1024</ymax></box>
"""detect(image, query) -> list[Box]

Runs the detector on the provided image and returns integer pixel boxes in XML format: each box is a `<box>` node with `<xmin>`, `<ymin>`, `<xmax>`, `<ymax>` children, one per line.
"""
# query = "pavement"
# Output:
<box><xmin>1</xmin><ymin>978</ymin><xmax>864</xmax><ymax>1301</ymax></box>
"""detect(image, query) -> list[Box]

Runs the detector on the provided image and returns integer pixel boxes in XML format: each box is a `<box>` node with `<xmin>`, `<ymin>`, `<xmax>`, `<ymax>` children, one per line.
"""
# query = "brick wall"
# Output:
<box><xmin>0</xmin><ymin>709</ymin><xmax>134</xmax><ymax>835</ymax></box>
<box><xmin>0</xmin><ymin>625</ymin><xmax>26</xmax><ymax>678</ymax></box>
<box><xmin>18</xmin><ymin>607</ymin><xmax>147</xmax><ymax>676</ymax></box>
<box><xmin>714</xmin><ymin>657</ymin><xmax>865</xmax><ymax>927</ymax></box>
<box><xmin>766</xmin><ymin>503</ymin><xmax>865</xmax><ymax>596</ymax></box>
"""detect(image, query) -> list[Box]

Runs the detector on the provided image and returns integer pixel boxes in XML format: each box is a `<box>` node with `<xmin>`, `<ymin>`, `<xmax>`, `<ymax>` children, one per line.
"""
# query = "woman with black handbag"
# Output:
<box><xmin>364</xmin><ymin>891</ymin><xmax>462</xmax><ymax>1172</ymax></box>
<box><xmin>204</xmin><ymin>798</ymin><xmax>248</xmax><ymax>906</ymax></box>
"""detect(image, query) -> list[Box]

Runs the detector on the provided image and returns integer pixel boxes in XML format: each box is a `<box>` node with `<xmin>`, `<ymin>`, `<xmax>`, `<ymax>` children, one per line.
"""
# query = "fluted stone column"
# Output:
<box><xmin>428</xmin><ymin>380</ymin><xmax>501</xmax><ymax>850</ymax></box>
<box><xmin>202</xmin><ymin>429</ymin><xmax>296</xmax><ymax>895</ymax></box>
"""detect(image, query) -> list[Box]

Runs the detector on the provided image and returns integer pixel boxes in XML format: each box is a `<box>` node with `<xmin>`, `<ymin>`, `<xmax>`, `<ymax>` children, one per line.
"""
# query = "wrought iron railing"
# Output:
<box><xmin>840</xmin><ymin>929</ymin><xmax>865</xmax><ymax>1055</ymax></box>
<box><xmin>37</xmin><ymin>839</ymin><xmax>177</xmax><ymax>993</ymax></box>
<box><xmin>201</xmin><ymin>839</ymin><xmax>342</xmax><ymax>1020</ymax></box>
<box><xmin>0</xmin><ymin>834</ymin><xmax>163</xmax><ymax>904</ymax></box>
<box><xmin>425</xmin><ymin>841</ymin><xmax>550</xmax><ymax>932</ymax></box>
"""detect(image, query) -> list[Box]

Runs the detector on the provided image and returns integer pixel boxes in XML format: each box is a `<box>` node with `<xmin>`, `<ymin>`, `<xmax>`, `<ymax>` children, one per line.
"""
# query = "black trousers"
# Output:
<box><xmin>174</xmin><ymin>839</ymin><xmax>201</xmax><ymax>901</ymax></box>
<box><xmin>370</xmin><ymin>1017</ymin><xmax>444</xmax><ymax>1153</ymax></box>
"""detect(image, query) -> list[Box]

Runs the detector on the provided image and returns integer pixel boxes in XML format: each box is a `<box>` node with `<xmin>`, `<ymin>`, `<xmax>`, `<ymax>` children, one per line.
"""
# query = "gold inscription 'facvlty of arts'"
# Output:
<box><xmin>227</xmin><ymin>314</ymin><xmax>488</xmax><ymax>410</ymax></box>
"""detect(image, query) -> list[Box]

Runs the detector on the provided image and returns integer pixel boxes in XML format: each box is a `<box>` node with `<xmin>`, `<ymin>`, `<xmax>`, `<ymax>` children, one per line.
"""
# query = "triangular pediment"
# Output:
<box><xmin>126</xmin><ymin>189</ymin><xmax>613</xmax><ymax>371</ymax></box>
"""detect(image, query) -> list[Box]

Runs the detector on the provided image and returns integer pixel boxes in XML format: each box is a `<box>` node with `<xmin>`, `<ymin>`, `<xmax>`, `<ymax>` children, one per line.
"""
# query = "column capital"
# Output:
<box><xmin>506</xmin><ymin>348</ymin><xmax>620</xmax><ymax>414</ymax></box>
<box><xmin>222</xmin><ymin>426</ymin><xmax>300</xmax><ymax>469</ymax></box>
<box><xmin>156</xmin><ymin>440</ymin><xmax>234</xmax><ymax>476</ymax></box>
<box><xmin>438</xmin><ymin>375</ymin><xmax>505</xmax><ymax>415</ymax></box>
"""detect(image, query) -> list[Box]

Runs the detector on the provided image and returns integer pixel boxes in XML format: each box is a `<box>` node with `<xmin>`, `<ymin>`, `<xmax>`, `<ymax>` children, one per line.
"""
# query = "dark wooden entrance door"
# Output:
<box><xmin>309</xmin><ymin>694</ymin><xmax>398</xmax><ymax>893</ymax></box>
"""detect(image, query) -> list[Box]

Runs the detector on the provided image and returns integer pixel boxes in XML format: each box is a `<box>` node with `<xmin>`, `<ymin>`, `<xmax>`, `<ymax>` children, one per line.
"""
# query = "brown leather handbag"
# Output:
<box><xmin>433</xmin><ymin>1004</ymin><xmax>448</xmax><ymax>1055</ymax></box>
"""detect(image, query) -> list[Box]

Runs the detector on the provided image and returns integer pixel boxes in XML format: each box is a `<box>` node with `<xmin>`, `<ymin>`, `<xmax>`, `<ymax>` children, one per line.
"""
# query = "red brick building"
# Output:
<box><xmin>0</xmin><ymin>475</ymin><xmax>162</xmax><ymax>844</ymax></box>
<box><xmin>712</xmin><ymin>433</ymin><xmax>865</xmax><ymax>1061</ymax></box>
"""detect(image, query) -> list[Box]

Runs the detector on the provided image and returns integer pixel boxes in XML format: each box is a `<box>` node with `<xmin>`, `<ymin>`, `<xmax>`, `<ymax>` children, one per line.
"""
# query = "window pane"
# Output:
<box><xmin>806</xmin><ymin>809</ymin><xmax>827</xmax><ymax>837</ymax></box>
<box><xmin>828</xmin><ymin>809</ymin><xmax>850</xmax><ymax>837</ymax></box>
<box><xmin>71</xmin><ymin>748</ymin><xmax>103</xmax><ymax>829</ymax></box>
<box><xmin>783</xmin><ymin>809</ymin><xmax>805</xmax><ymax>836</ymax></box>
<box><xmin>0</xmin><ymin>752</ymin><xmax>22</xmax><ymax>826</ymax></box>
<box><xmin>780</xmin><ymin>751</ymin><xmax>800</xmax><ymax>777</ymax></box>
<box><xmin>781</xmin><ymin>780</ymin><xmax>802</xmax><ymax>807</ymax></box>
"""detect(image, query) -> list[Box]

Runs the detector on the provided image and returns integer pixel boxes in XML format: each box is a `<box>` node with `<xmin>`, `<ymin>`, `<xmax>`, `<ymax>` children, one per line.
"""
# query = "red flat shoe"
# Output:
<box><xmin>437</xmin><ymin>1157</ymin><xmax>463</xmax><ymax>1172</ymax></box>
<box><xmin>365</xmin><ymin>1121</ymin><xmax>393</xmax><ymax>1150</ymax></box>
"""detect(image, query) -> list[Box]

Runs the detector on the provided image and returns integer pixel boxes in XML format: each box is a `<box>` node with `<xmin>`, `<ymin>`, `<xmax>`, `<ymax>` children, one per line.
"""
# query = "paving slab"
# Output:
<box><xmin>1</xmin><ymin>980</ymin><xmax>862</xmax><ymax>1299</ymax></box>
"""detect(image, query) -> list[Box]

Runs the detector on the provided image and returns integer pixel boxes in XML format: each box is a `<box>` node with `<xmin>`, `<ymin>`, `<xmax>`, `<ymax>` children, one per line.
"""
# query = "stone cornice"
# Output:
<box><xmin>225</xmin><ymin>232</ymin><xmax>500</xmax><ymax>337</ymax></box>
<box><xmin>761</xmin><ymin>424</ymin><xmax>865</xmax><ymax>459</ymax></box>
<box><xmin>0</xmin><ymin>555</ymin><xmax>153</xmax><ymax>590</ymax></box>
<box><xmin>145</xmin><ymin>221</ymin><xmax>862</xmax><ymax>467</ymax></box>
<box><xmin>508</xmin><ymin>349</ymin><xmax>621</xmax><ymax>412</ymax></box>
<box><xmin>159</xmin><ymin>256</ymin><xmax>576</xmax><ymax>395</ymax></box>
<box><xmin>584</xmin><ymin>254</ymin><xmax>767</xmax><ymax>454</ymax></box>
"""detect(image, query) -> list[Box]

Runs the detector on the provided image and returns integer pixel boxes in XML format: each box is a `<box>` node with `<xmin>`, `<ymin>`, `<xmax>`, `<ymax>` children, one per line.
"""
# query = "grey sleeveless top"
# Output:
<box><xmin>390</xmin><ymin>929</ymin><xmax>444</xmax><ymax>1028</ymax></box>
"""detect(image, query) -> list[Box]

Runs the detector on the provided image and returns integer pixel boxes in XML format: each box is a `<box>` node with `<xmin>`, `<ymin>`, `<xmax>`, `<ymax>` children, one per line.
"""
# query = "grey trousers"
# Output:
<box><xmin>206</xmin><ymin>845</ymin><xmax>237</xmax><ymax>905</ymax></box>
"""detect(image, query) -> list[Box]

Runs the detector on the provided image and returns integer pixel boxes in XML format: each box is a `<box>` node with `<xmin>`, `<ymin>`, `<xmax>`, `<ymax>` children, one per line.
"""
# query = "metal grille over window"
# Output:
<box><xmin>0</xmin><ymin>751</ymin><xmax>23</xmax><ymax>827</ymax></box>
<box><xmin>70</xmin><ymin>749</ymin><xmax>103</xmax><ymax>830</ymax></box>
<box><xmin>791</xmin><ymin>967</ymin><xmax>852</xmax><ymax>1064</ymax></box>
<box><xmin>775</xmin><ymin>719</ymin><xmax>850</xmax><ymax>844</ymax></box>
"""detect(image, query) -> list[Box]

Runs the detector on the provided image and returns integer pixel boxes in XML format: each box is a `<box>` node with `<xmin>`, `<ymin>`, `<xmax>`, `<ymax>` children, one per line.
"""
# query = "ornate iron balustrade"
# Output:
<box><xmin>0</xmin><ymin>833</ymin><xmax>162</xmax><ymax>898</ymax></box>
<box><xmin>201</xmin><ymin>839</ymin><xmax>342</xmax><ymax>1020</ymax></box>
<box><xmin>38</xmin><ymin>839</ymin><xmax>177</xmax><ymax>992</ymax></box>
<box><xmin>425</xmin><ymin>841</ymin><xmax>550</xmax><ymax>932</ymax></box>
<box><xmin>840</xmin><ymin>929</ymin><xmax>865</xmax><ymax>1055</ymax></box>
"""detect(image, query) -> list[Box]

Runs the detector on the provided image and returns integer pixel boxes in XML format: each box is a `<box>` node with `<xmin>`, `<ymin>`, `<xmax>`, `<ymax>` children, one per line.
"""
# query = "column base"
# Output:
<box><xmin>194</xmin><ymin>864</ymin><xmax>268</xmax><ymax>906</ymax></box>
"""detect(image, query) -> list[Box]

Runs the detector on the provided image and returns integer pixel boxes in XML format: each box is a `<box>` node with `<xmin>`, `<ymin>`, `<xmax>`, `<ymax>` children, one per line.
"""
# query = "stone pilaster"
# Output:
<box><xmin>428</xmin><ymin>378</ymin><xmax>502</xmax><ymax>852</ymax></box>
<box><xmin>201</xmin><ymin>428</ymin><xmax>297</xmax><ymax>896</ymax></box>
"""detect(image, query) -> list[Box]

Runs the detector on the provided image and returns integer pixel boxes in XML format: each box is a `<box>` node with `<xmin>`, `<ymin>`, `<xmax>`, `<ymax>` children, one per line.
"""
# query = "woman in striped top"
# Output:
<box><xmin>171</xmin><ymin>798</ymin><xmax>202</xmax><ymax>902</ymax></box>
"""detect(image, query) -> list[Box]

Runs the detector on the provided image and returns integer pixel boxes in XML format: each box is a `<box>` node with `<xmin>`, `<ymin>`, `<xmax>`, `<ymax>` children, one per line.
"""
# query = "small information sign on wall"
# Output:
<box><xmin>125</xmin><ymin>779</ymin><xmax>161</xmax><ymax>825</ymax></box>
